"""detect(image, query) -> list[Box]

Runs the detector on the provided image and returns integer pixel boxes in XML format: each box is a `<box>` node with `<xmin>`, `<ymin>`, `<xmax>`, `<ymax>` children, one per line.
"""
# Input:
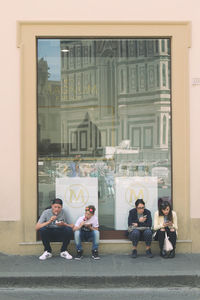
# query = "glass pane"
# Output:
<box><xmin>37</xmin><ymin>38</ymin><xmax>171</xmax><ymax>233</ymax></box>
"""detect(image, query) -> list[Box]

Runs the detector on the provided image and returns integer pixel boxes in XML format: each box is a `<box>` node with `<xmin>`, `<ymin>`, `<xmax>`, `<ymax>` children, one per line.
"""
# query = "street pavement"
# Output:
<box><xmin>0</xmin><ymin>253</ymin><xmax>200</xmax><ymax>289</ymax></box>
<box><xmin>0</xmin><ymin>288</ymin><xmax>200</xmax><ymax>300</ymax></box>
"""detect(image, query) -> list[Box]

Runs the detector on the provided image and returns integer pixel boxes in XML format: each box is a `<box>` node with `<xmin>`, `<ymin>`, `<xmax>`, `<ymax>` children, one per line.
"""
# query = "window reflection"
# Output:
<box><xmin>37</xmin><ymin>38</ymin><xmax>171</xmax><ymax>232</ymax></box>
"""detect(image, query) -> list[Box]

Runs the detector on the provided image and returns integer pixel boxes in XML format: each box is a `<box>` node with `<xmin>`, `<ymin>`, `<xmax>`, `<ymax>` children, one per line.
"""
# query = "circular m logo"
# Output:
<box><xmin>125</xmin><ymin>183</ymin><xmax>149</xmax><ymax>207</ymax></box>
<box><xmin>65</xmin><ymin>184</ymin><xmax>89</xmax><ymax>208</ymax></box>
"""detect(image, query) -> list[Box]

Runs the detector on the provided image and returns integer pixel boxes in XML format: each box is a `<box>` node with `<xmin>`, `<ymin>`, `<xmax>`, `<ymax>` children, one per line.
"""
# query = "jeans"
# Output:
<box><xmin>129</xmin><ymin>229</ymin><xmax>152</xmax><ymax>247</ymax></box>
<box><xmin>39</xmin><ymin>226</ymin><xmax>73</xmax><ymax>253</ymax></box>
<box><xmin>74</xmin><ymin>229</ymin><xmax>99</xmax><ymax>251</ymax></box>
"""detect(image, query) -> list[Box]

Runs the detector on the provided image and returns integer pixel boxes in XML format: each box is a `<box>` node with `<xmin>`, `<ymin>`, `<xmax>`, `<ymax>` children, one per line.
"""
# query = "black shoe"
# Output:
<box><xmin>131</xmin><ymin>249</ymin><xmax>137</xmax><ymax>258</ymax></box>
<box><xmin>160</xmin><ymin>249</ymin><xmax>167</xmax><ymax>258</ymax></box>
<box><xmin>146</xmin><ymin>249</ymin><xmax>153</xmax><ymax>258</ymax></box>
<box><xmin>75</xmin><ymin>250</ymin><xmax>83</xmax><ymax>260</ymax></box>
<box><xmin>92</xmin><ymin>250</ymin><xmax>100</xmax><ymax>260</ymax></box>
<box><xmin>168</xmin><ymin>249</ymin><xmax>175</xmax><ymax>258</ymax></box>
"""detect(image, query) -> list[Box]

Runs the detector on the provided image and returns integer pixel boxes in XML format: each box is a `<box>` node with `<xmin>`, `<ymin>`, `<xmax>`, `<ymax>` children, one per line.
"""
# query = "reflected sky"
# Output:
<box><xmin>37</xmin><ymin>39</ymin><xmax>60</xmax><ymax>81</ymax></box>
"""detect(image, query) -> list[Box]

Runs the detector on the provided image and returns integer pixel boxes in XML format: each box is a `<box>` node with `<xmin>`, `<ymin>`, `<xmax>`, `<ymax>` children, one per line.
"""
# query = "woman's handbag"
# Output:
<box><xmin>163</xmin><ymin>232</ymin><xmax>173</xmax><ymax>252</ymax></box>
<box><xmin>128</xmin><ymin>225</ymin><xmax>150</xmax><ymax>233</ymax></box>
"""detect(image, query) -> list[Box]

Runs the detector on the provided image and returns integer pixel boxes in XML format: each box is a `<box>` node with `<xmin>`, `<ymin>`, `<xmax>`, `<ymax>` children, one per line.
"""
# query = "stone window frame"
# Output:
<box><xmin>17</xmin><ymin>21</ymin><xmax>190</xmax><ymax>245</ymax></box>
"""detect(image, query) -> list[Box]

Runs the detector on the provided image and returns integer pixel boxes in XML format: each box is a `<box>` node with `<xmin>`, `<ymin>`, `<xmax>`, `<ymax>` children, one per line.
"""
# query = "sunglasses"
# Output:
<box><xmin>85</xmin><ymin>207</ymin><xmax>94</xmax><ymax>213</ymax></box>
<box><xmin>137</xmin><ymin>206</ymin><xmax>145</xmax><ymax>209</ymax></box>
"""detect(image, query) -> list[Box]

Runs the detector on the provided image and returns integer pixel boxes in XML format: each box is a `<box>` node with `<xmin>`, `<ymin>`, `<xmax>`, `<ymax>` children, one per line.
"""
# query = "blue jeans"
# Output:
<box><xmin>39</xmin><ymin>226</ymin><xmax>73</xmax><ymax>253</ymax></box>
<box><xmin>129</xmin><ymin>229</ymin><xmax>152</xmax><ymax>247</ymax></box>
<box><xmin>74</xmin><ymin>229</ymin><xmax>99</xmax><ymax>251</ymax></box>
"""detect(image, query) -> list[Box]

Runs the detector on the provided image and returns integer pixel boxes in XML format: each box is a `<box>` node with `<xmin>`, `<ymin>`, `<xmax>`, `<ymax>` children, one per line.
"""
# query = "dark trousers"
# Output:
<box><xmin>39</xmin><ymin>226</ymin><xmax>73</xmax><ymax>253</ymax></box>
<box><xmin>129</xmin><ymin>229</ymin><xmax>152</xmax><ymax>247</ymax></box>
<box><xmin>157</xmin><ymin>228</ymin><xmax>177</xmax><ymax>250</ymax></box>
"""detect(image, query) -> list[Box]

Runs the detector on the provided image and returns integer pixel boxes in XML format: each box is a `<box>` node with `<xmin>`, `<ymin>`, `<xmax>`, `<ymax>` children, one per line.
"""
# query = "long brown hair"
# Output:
<box><xmin>159</xmin><ymin>200</ymin><xmax>173</xmax><ymax>222</ymax></box>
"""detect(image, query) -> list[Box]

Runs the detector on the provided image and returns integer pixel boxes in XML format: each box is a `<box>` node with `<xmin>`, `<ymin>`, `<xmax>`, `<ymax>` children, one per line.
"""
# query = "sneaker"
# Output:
<box><xmin>131</xmin><ymin>249</ymin><xmax>137</xmax><ymax>258</ymax></box>
<box><xmin>146</xmin><ymin>249</ymin><xmax>154</xmax><ymax>258</ymax></box>
<box><xmin>92</xmin><ymin>250</ymin><xmax>100</xmax><ymax>260</ymax></box>
<box><xmin>39</xmin><ymin>251</ymin><xmax>52</xmax><ymax>260</ymax></box>
<box><xmin>60</xmin><ymin>251</ymin><xmax>73</xmax><ymax>260</ymax></box>
<box><xmin>75</xmin><ymin>250</ymin><xmax>83</xmax><ymax>260</ymax></box>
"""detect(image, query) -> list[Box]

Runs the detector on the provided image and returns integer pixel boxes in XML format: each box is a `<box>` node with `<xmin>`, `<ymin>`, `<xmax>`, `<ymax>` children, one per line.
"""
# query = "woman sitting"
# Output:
<box><xmin>154</xmin><ymin>200</ymin><xmax>178</xmax><ymax>258</ymax></box>
<box><xmin>128</xmin><ymin>199</ymin><xmax>153</xmax><ymax>258</ymax></box>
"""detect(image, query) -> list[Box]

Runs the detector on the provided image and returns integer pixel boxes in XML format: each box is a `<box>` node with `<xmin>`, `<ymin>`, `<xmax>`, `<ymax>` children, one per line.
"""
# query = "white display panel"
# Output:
<box><xmin>115</xmin><ymin>177</ymin><xmax>158</xmax><ymax>230</ymax></box>
<box><xmin>56</xmin><ymin>177</ymin><xmax>98</xmax><ymax>224</ymax></box>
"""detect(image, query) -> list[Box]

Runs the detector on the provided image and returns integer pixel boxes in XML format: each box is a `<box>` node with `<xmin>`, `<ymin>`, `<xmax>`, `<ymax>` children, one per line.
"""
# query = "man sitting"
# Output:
<box><xmin>36</xmin><ymin>198</ymin><xmax>74</xmax><ymax>260</ymax></box>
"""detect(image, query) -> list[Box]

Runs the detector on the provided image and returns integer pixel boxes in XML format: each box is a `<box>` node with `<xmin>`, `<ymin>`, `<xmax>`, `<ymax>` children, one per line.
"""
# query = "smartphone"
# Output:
<box><xmin>143</xmin><ymin>215</ymin><xmax>147</xmax><ymax>218</ymax></box>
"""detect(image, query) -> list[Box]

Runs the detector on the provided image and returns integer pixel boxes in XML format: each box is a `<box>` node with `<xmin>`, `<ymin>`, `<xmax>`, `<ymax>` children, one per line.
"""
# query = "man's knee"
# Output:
<box><xmin>61</xmin><ymin>226</ymin><xmax>73</xmax><ymax>238</ymax></box>
<box><xmin>39</xmin><ymin>226</ymin><xmax>48</xmax><ymax>233</ymax></box>
<box><xmin>39</xmin><ymin>226</ymin><xmax>50</xmax><ymax>237</ymax></box>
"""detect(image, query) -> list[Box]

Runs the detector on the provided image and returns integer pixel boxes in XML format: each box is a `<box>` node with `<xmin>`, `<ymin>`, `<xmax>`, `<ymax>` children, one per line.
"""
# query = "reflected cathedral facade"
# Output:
<box><xmin>59</xmin><ymin>39</ymin><xmax>170</xmax><ymax>160</ymax></box>
<box><xmin>37</xmin><ymin>38</ymin><xmax>171</xmax><ymax>222</ymax></box>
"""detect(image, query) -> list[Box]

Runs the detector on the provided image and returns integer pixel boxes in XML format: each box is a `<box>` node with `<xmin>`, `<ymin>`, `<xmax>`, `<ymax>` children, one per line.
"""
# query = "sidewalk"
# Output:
<box><xmin>0</xmin><ymin>253</ymin><xmax>200</xmax><ymax>288</ymax></box>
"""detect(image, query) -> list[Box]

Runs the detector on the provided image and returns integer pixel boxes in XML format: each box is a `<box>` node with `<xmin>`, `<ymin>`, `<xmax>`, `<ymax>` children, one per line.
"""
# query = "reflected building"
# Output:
<box><xmin>37</xmin><ymin>38</ymin><xmax>172</xmax><ymax>224</ymax></box>
<box><xmin>37</xmin><ymin>58</ymin><xmax>61</xmax><ymax>156</ymax></box>
<box><xmin>59</xmin><ymin>39</ymin><xmax>171</xmax><ymax>163</ymax></box>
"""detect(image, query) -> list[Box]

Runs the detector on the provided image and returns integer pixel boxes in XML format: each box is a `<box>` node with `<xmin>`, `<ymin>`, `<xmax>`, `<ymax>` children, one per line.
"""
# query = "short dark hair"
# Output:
<box><xmin>52</xmin><ymin>198</ymin><xmax>63</xmax><ymax>206</ymax></box>
<box><xmin>135</xmin><ymin>199</ymin><xmax>145</xmax><ymax>207</ymax></box>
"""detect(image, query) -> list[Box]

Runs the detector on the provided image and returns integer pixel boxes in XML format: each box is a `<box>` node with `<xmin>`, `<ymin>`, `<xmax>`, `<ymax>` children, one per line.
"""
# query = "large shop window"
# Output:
<box><xmin>37</xmin><ymin>38</ymin><xmax>172</xmax><ymax>238</ymax></box>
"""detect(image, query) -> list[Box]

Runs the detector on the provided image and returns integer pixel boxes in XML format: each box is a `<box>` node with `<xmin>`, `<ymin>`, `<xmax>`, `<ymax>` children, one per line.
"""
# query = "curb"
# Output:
<box><xmin>0</xmin><ymin>275</ymin><xmax>200</xmax><ymax>288</ymax></box>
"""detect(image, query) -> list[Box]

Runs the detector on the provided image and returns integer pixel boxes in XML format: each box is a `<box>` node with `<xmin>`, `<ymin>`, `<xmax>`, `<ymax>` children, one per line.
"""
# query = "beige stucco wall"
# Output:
<box><xmin>0</xmin><ymin>0</ymin><xmax>200</xmax><ymax>228</ymax></box>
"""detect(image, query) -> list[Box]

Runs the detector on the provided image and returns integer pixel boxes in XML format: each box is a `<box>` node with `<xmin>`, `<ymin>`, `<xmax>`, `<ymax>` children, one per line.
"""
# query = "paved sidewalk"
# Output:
<box><xmin>0</xmin><ymin>253</ymin><xmax>200</xmax><ymax>288</ymax></box>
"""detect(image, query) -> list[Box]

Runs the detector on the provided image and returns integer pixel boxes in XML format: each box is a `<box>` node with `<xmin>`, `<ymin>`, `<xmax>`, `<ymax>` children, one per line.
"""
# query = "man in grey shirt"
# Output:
<box><xmin>36</xmin><ymin>198</ymin><xmax>74</xmax><ymax>260</ymax></box>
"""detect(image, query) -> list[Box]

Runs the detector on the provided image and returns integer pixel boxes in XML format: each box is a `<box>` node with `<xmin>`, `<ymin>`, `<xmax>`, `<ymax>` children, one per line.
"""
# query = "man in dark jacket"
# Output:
<box><xmin>128</xmin><ymin>199</ymin><xmax>153</xmax><ymax>258</ymax></box>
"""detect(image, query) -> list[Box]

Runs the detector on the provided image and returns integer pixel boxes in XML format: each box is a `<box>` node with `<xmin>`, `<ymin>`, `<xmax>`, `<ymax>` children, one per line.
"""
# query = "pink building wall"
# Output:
<box><xmin>0</xmin><ymin>0</ymin><xmax>200</xmax><ymax>220</ymax></box>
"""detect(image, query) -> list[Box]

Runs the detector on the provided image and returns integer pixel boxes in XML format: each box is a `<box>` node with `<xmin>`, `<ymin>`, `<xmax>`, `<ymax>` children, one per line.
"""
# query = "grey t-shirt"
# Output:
<box><xmin>137</xmin><ymin>213</ymin><xmax>143</xmax><ymax>221</ymax></box>
<box><xmin>38</xmin><ymin>208</ymin><xmax>69</xmax><ymax>228</ymax></box>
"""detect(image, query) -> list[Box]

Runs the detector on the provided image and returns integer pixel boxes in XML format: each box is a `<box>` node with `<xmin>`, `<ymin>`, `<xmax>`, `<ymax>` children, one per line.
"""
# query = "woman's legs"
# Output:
<box><xmin>91</xmin><ymin>230</ymin><xmax>100</xmax><ymax>250</ymax></box>
<box><xmin>130</xmin><ymin>229</ymin><xmax>141</xmax><ymax>249</ymax></box>
<box><xmin>168</xmin><ymin>229</ymin><xmax>177</xmax><ymax>249</ymax></box>
<box><xmin>157</xmin><ymin>228</ymin><xmax>177</xmax><ymax>258</ymax></box>
<box><xmin>74</xmin><ymin>230</ymin><xmax>83</xmax><ymax>251</ymax></box>
<box><xmin>84</xmin><ymin>230</ymin><xmax>100</xmax><ymax>250</ymax></box>
<box><xmin>143</xmin><ymin>229</ymin><xmax>153</xmax><ymax>249</ymax></box>
<box><xmin>157</xmin><ymin>229</ymin><xmax>165</xmax><ymax>251</ymax></box>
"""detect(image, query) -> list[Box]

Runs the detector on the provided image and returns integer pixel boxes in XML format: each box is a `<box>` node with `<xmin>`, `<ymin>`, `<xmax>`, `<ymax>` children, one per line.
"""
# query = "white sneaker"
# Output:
<box><xmin>60</xmin><ymin>251</ymin><xmax>73</xmax><ymax>260</ymax></box>
<box><xmin>39</xmin><ymin>251</ymin><xmax>52</xmax><ymax>260</ymax></box>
